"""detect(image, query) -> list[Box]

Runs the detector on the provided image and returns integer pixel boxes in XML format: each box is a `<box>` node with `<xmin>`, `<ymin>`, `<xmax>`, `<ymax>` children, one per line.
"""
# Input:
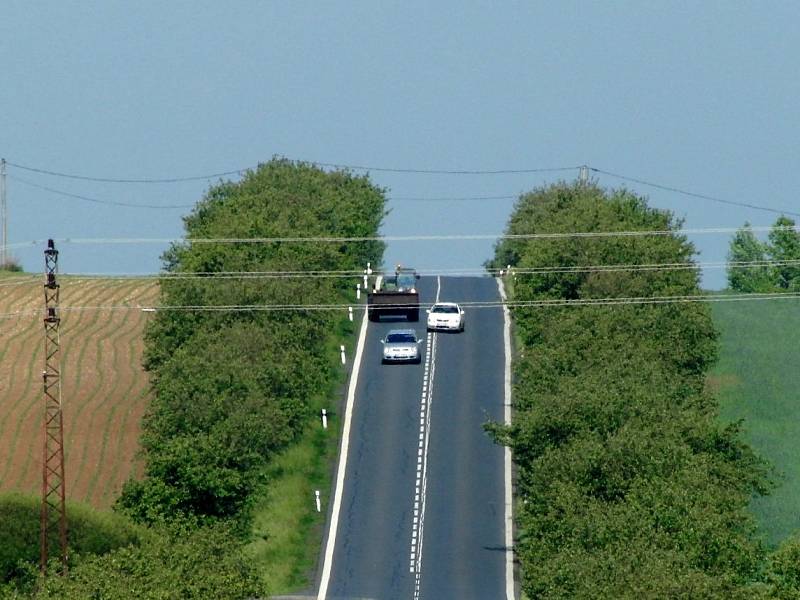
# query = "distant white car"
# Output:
<box><xmin>426</xmin><ymin>302</ymin><xmax>465</xmax><ymax>332</ymax></box>
<box><xmin>381</xmin><ymin>328</ymin><xmax>423</xmax><ymax>364</ymax></box>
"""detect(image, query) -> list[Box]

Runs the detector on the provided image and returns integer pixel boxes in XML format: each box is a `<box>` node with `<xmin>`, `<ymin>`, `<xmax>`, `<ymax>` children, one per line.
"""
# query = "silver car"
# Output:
<box><xmin>381</xmin><ymin>328</ymin><xmax>422</xmax><ymax>364</ymax></box>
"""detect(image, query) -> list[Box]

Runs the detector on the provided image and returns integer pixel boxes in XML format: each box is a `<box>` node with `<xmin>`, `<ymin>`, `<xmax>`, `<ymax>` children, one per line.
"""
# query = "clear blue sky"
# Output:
<box><xmin>2</xmin><ymin>2</ymin><xmax>798</xmax><ymax>289</ymax></box>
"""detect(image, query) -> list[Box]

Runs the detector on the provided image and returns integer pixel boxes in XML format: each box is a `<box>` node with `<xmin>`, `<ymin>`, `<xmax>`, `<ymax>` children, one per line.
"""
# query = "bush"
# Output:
<box><xmin>119</xmin><ymin>159</ymin><xmax>386</xmax><ymax>527</ymax></box>
<box><xmin>0</xmin><ymin>258</ymin><xmax>23</xmax><ymax>272</ymax></box>
<box><xmin>489</xmin><ymin>182</ymin><xmax>772</xmax><ymax>596</ymax></box>
<box><xmin>23</xmin><ymin>524</ymin><xmax>264</xmax><ymax>599</ymax></box>
<box><xmin>0</xmin><ymin>493</ymin><xmax>143</xmax><ymax>583</ymax></box>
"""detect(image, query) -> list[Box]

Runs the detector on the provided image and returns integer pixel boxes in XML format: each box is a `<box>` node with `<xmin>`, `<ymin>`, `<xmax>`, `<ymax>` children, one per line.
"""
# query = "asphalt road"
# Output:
<box><xmin>324</xmin><ymin>276</ymin><xmax>507</xmax><ymax>600</ymax></box>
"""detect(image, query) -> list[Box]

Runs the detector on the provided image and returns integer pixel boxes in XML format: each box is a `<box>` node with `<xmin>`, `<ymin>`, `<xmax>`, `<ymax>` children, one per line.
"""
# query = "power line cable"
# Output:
<box><xmin>8</xmin><ymin>157</ymin><xmax>799</xmax><ymax>217</ymax></box>
<box><xmin>12</xmin><ymin>258</ymin><xmax>791</xmax><ymax>281</ymax></box>
<box><xmin>390</xmin><ymin>194</ymin><xmax>519</xmax><ymax>202</ymax></box>
<box><xmin>7</xmin><ymin>224</ymin><xmax>799</xmax><ymax>250</ymax></box>
<box><xmin>6</xmin><ymin>161</ymin><xmax>248</xmax><ymax>184</ymax></box>
<box><xmin>11</xmin><ymin>174</ymin><xmax>518</xmax><ymax>208</ymax></box>
<box><xmin>1</xmin><ymin>290</ymin><xmax>800</xmax><ymax>320</ymax></box>
<box><xmin>7</xmin><ymin>175</ymin><xmax>195</xmax><ymax>209</ymax></box>
<box><xmin>309</xmin><ymin>162</ymin><xmax>581</xmax><ymax>175</ymax></box>
<box><xmin>590</xmin><ymin>167</ymin><xmax>800</xmax><ymax>219</ymax></box>
<box><xmin>6</xmin><ymin>159</ymin><xmax>579</xmax><ymax>182</ymax></box>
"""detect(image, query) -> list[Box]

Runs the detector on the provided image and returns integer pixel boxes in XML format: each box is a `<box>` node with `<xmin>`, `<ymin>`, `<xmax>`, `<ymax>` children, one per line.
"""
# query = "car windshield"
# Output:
<box><xmin>397</xmin><ymin>274</ymin><xmax>416</xmax><ymax>288</ymax></box>
<box><xmin>432</xmin><ymin>305</ymin><xmax>458</xmax><ymax>314</ymax></box>
<box><xmin>386</xmin><ymin>333</ymin><xmax>416</xmax><ymax>344</ymax></box>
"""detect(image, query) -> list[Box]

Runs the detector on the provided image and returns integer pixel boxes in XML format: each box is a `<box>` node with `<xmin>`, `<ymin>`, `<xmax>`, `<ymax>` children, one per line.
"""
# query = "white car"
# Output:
<box><xmin>426</xmin><ymin>302</ymin><xmax>465</xmax><ymax>332</ymax></box>
<box><xmin>381</xmin><ymin>329</ymin><xmax>423</xmax><ymax>364</ymax></box>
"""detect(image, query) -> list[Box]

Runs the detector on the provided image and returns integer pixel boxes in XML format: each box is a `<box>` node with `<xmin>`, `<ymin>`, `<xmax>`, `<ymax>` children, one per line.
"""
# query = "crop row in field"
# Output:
<box><xmin>0</xmin><ymin>276</ymin><xmax>158</xmax><ymax>508</ymax></box>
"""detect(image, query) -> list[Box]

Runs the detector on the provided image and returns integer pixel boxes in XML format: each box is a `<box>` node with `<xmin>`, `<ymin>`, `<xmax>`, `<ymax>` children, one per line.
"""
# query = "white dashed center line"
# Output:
<box><xmin>410</xmin><ymin>276</ymin><xmax>440</xmax><ymax>598</ymax></box>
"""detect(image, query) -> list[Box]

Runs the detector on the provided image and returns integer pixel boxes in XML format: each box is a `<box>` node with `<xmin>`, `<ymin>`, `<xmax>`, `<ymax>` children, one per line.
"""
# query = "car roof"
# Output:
<box><xmin>386</xmin><ymin>328</ymin><xmax>417</xmax><ymax>336</ymax></box>
<box><xmin>431</xmin><ymin>302</ymin><xmax>460</xmax><ymax>307</ymax></box>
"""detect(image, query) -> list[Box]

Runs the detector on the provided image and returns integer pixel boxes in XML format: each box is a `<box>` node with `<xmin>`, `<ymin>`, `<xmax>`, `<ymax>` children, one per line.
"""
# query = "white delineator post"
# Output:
<box><xmin>340</xmin><ymin>345</ymin><xmax>346</xmax><ymax>365</ymax></box>
<box><xmin>315</xmin><ymin>490</ymin><xmax>321</xmax><ymax>512</ymax></box>
<box><xmin>321</xmin><ymin>409</ymin><xmax>328</xmax><ymax>429</ymax></box>
<box><xmin>363</xmin><ymin>273</ymin><xmax>368</xmax><ymax>289</ymax></box>
<box><xmin>348</xmin><ymin>306</ymin><xmax>353</xmax><ymax>321</ymax></box>
<box><xmin>356</xmin><ymin>283</ymin><xmax>361</xmax><ymax>300</ymax></box>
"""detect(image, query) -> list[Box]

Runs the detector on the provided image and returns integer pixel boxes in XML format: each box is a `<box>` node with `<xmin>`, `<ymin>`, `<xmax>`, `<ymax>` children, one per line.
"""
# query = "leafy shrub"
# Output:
<box><xmin>489</xmin><ymin>182</ymin><xmax>773</xmax><ymax>597</ymax></box>
<box><xmin>0</xmin><ymin>258</ymin><xmax>23</xmax><ymax>272</ymax></box>
<box><xmin>0</xmin><ymin>493</ymin><xmax>143</xmax><ymax>583</ymax></box>
<box><xmin>119</xmin><ymin>159</ymin><xmax>386</xmax><ymax>527</ymax></box>
<box><xmin>22</xmin><ymin>524</ymin><xmax>263</xmax><ymax>599</ymax></box>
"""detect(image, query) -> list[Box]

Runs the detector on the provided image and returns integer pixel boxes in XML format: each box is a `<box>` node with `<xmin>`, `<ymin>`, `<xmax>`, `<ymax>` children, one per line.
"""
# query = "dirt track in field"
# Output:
<box><xmin>0</xmin><ymin>275</ymin><xmax>158</xmax><ymax>508</ymax></box>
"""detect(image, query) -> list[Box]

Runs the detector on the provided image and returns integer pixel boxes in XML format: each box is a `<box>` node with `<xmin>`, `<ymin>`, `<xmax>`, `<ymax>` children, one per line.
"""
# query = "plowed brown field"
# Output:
<box><xmin>0</xmin><ymin>274</ymin><xmax>158</xmax><ymax>508</ymax></box>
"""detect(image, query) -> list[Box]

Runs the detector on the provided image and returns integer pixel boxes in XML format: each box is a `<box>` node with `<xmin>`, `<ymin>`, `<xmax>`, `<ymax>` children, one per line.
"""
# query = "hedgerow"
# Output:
<box><xmin>118</xmin><ymin>158</ymin><xmax>386</xmax><ymax>528</ymax></box>
<box><xmin>488</xmin><ymin>182</ymin><xmax>799</xmax><ymax>597</ymax></box>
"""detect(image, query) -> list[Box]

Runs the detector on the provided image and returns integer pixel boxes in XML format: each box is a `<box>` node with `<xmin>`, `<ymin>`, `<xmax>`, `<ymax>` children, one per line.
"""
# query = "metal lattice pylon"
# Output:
<box><xmin>40</xmin><ymin>239</ymin><xmax>67</xmax><ymax>574</ymax></box>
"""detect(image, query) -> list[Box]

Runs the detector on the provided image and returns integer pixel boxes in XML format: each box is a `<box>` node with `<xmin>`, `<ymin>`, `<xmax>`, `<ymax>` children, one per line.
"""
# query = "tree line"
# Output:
<box><xmin>489</xmin><ymin>182</ymin><xmax>800</xmax><ymax>598</ymax></box>
<box><xmin>118</xmin><ymin>159</ymin><xmax>385</xmax><ymax>528</ymax></box>
<box><xmin>727</xmin><ymin>216</ymin><xmax>800</xmax><ymax>292</ymax></box>
<box><xmin>1</xmin><ymin>159</ymin><xmax>387</xmax><ymax>598</ymax></box>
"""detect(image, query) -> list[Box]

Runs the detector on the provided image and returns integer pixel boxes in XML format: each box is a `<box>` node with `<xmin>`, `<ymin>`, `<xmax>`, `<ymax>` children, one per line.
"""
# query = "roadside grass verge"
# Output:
<box><xmin>248</xmin><ymin>424</ymin><xmax>336</xmax><ymax>592</ymax></box>
<box><xmin>247</xmin><ymin>308</ymin><xmax>357</xmax><ymax>593</ymax></box>
<box><xmin>709</xmin><ymin>295</ymin><xmax>800</xmax><ymax>547</ymax></box>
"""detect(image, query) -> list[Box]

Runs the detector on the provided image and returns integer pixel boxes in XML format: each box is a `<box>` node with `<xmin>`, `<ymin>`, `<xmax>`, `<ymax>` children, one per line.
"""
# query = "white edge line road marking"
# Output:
<box><xmin>317</xmin><ymin>278</ymin><xmax>376</xmax><ymax>600</ymax></box>
<box><xmin>498</xmin><ymin>277</ymin><xmax>516</xmax><ymax>600</ymax></box>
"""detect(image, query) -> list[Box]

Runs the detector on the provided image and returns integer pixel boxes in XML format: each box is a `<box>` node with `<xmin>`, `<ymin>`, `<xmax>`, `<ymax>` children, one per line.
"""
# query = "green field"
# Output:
<box><xmin>710</xmin><ymin>296</ymin><xmax>800</xmax><ymax>547</ymax></box>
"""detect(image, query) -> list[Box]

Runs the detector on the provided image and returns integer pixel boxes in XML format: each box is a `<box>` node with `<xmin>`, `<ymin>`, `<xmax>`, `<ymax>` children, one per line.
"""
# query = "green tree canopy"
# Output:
<box><xmin>767</xmin><ymin>216</ymin><xmax>800</xmax><ymax>290</ymax></box>
<box><xmin>489</xmin><ymin>181</ymin><xmax>778</xmax><ymax>597</ymax></box>
<box><xmin>24</xmin><ymin>525</ymin><xmax>264</xmax><ymax>600</ymax></box>
<box><xmin>119</xmin><ymin>159</ymin><xmax>387</xmax><ymax>527</ymax></box>
<box><xmin>727</xmin><ymin>216</ymin><xmax>800</xmax><ymax>292</ymax></box>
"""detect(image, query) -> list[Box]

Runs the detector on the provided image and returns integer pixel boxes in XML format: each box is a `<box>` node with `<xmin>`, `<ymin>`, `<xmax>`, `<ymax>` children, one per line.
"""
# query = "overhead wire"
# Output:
<box><xmin>6</xmin><ymin>159</ymin><xmax>580</xmax><ymax>181</ymax></box>
<box><xmin>6</xmin><ymin>224</ymin><xmax>800</xmax><ymax>251</ymax></box>
<box><xmin>306</xmin><ymin>162</ymin><xmax>581</xmax><ymax>175</ymax></box>
<box><xmin>389</xmin><ymin>194</ymin><xmax>518</xmax><ymax>202</ymax></box>
<box><xmin>6</xmin><ymin>258</ymin><xmax>790</xmax><ymax>281</ymax></box>
<box><xmin>5</xmin><ymin>161</ymin><xmax>249</xmax><ymax>184</ymax></box>
<box><xmin>1</xmin><ymin>290</ymin><xmax>800</xmax><ymax>321</ymax></box>
<box><xmin>590</xmin><ymin>167</ymin><xmax>800</xmax><ymax>219</ymax></box>
<box><xmin>7</xmin><ymin>175</ymin><xmax>195</xmax><ymax>209</ymax></box>
<box><xmin>7</xmin><ymin>159</ymin><xmax>799</xmax><ymax>218</ymax></box>
<box><xmin>10</xmin><ymin>174</ymin><xmax>520</xmax><ymax>209</ymax></box>
<box><xmin>2</xmin><ymin>261</ymin><xmax>799</xmax><ymax>291</ymax></box>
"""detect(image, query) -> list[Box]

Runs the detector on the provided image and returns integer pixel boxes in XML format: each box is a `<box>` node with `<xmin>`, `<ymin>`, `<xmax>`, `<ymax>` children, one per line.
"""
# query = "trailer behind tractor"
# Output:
<box><xmin>367</xmin><ymin>266</ymin><xmax>420</xmax><ymax>322</ymax></box>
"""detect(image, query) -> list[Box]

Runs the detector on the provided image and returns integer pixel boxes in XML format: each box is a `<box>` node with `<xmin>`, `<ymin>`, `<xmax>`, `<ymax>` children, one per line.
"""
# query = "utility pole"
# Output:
<box><xmin>1</xmin><ymin>158</ymin><xmax>6</xmax><ymax>268</ymax></box>
<box><xmin>41</xmin><ymin>239</ymin><xmax>67</xmax><ymax>574</ymax></box>
<box><xmin>578</xmin><ymin>164</ymin><xmax>589</xmax><ymax>186</ymax></box>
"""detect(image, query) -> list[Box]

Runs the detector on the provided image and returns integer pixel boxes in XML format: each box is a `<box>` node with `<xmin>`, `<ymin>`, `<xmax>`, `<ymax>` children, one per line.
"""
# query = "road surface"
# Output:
<box><xmin>321</xmin><ymin>276</ymin><xmax>508</xmax><ymax>600</ymax></box>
